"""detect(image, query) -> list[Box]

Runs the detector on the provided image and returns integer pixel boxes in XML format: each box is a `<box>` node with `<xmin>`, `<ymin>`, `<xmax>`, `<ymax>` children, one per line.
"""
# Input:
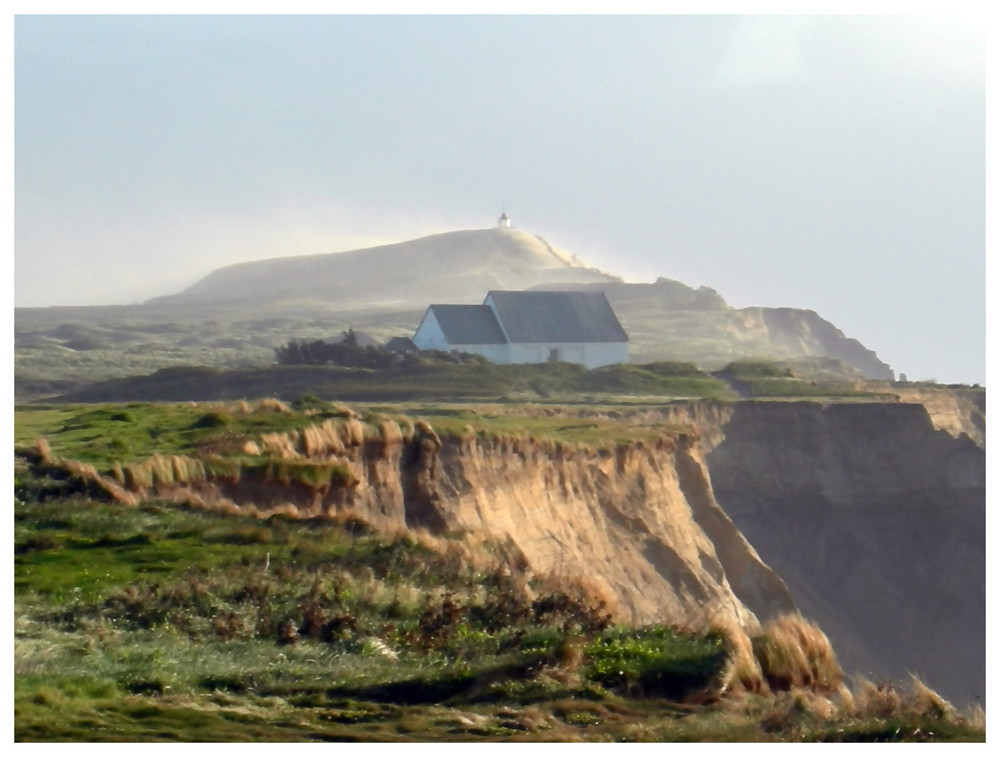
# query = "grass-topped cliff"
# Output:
<box><xmin>14</xmin><ymin>399</ymin><xmax>985</xmax><ymax>741</ymax></box>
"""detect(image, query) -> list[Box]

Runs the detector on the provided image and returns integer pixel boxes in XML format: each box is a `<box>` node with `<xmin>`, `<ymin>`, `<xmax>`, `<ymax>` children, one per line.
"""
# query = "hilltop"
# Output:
<box><xmin>150</xmin><ymin>227</ymin><xmax>619</xmax><ymax>310</ymax></box>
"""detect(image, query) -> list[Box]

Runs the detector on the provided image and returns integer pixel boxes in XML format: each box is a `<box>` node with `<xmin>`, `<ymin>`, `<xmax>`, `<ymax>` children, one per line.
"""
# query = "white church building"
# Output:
<box><xmin>412</xmin><ymin>290</ymin><xmax>629</xmax><ymax>369</ymax></box>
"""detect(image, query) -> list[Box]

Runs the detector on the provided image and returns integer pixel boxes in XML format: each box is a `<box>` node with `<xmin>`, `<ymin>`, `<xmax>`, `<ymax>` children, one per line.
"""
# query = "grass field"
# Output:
<box><xmin>14</xmin><ymin>399</ymin><xmax>699</xmax><ymax>471</ymax></box>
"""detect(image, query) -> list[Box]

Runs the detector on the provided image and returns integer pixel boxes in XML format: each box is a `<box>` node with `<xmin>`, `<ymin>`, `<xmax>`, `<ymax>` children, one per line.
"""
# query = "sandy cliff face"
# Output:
<box><xmin>411</xmin><ymin>433</ymin><xmax>796</xmax><ymax>627</ymax></box>
<box><xmin>108</xmin><ymin>415</ymin><xmax>797</xmax><ymax>634</ymax></box>
<box><xmin>890</xmin><ymin>386</ymin><xmax>985</xmax><ymax>446</ymax></box>
<box><xmin>705</xmin><ymin>399</ymin><xmax>985</xmax><ymax>706</ymax></box>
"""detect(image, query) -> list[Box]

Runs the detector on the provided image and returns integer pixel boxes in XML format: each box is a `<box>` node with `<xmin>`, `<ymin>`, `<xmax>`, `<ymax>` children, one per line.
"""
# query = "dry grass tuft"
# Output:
<box><xmin>961</xmin><ymin>702</ymin><xmax>985</xmax><ymax>730</ymax></box>
<box><xmin>342</xmin><ymin>418</ymin><xmax>367</xmax><ymax>447</ymax></box>
<box><xmin>907</xmin><ymin>674</ymin><xmax>955</xmax><ymax>720</ymax></box>
<box><xmin>708</xmin><ymin>615</ymin><xmax>767</xmax><ymax>697</ymax></box>
<box><xmin>414</xmin><ymin>420</ymin><xmax>442</xmax><ymax>451</ymax></box>
<box><xmin>376</xmin><ymin>419</ymin><xmax>403</xmax><ymax>447</ymax></box>
<box><xmin>170</xmin><ymin>455</ymin><xmax>206</xmax><ymax>484</ymax></box>
<box><xmin>304</xmin><ymin>421</ymin><xmax>349</xmax><ymax>457</ymax></box>
<box><xmin>266</xmin><ymin>502</ymin><xmax>301</xmax><ymax>519</ymax></box>
<box><xmin>34</xmin><ymin>438</ymin><xmax>52</xmax><ymax>463</ymax></box>
<box><xmin>254</xmin><ymin>397</ymin><xmax>291</xmax><ymax>414</ymax></box>
<box><xmin>851</xmin><ymin>676</ymin><xmax>904</xmax><ymax>719</ymax></box>
<box><xmin>61</xmin><ymin>458</ymin><xmax>100</xmax><ymax>481</ymax></box>
<box><xmin>54</xmin><ymin>458</ymin><xmax>140</xmax><ymax>506</ymax></box>
<box><xmin>259</xmin><ymin>431</ymin><xmax>299</xmax><ymax>459</ymax></box>
<box><xmin>844</xmin><ymin>674</ymin><xmax>965</xmax><ymax>725</ymax></box>
<box><xmin>752</xmin><ymin>614</ymin><xmax>842</xmax><ymax>694</ymax></box>
<box><xmin>326</xmin><ymin>509</ymin><xmax>376</xmax><ymax>532</ymax></box>
<box><xmin>251</xmin><ymin>416</ymin><xmax>406</xmax><ymax>462</ymax></box>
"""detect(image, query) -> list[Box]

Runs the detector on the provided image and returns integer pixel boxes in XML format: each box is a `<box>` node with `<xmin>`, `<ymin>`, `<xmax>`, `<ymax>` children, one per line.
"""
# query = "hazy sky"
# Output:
<box><xmin>14</xmin><ymin>12</ymin><xmax>985</xmax><ymax>383</ymax></box>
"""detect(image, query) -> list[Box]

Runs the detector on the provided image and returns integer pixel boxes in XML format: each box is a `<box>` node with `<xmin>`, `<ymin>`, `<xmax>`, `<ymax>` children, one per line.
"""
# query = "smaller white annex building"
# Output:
<box><xmin>412</xmin><ymin>290</ymin><xmax>629</xmax><ymax>369</ymax></box>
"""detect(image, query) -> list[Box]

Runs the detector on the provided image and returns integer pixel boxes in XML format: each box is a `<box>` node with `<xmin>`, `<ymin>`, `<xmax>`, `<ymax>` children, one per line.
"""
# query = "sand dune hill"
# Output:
<box><xmin>154</xmin><ymin>227</ymin><xmax>619</xmax><ymax>309</ymax></box>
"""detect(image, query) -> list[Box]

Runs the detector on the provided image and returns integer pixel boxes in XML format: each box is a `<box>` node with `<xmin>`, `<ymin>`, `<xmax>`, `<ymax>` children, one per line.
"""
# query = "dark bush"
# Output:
<box><xmin>191</xmin><ymin>411</ymin><xmax>229</xmax><ymax>429</ymax></box>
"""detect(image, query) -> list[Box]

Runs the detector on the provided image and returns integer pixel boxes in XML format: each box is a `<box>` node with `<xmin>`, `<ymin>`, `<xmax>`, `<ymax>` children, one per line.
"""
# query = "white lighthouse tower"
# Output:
<box><xmin>498</xmin><ymin>210</ymin><xmax>511</xmax><ymax>228</ymax></box>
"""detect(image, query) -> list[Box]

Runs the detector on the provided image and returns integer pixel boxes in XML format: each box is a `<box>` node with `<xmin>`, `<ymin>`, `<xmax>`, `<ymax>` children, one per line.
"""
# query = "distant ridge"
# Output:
<box><xmin>149</xmin><ymin>227</ymin><xmax>620</xmax><ymax>310</ymax></box>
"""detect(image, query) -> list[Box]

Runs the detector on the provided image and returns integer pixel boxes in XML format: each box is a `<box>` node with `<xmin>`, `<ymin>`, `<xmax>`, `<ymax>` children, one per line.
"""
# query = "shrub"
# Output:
<box><xmin>584</xmin><ymin>626</ymin><xmax>727</xmax><ymax>700</ymax></box>
<box><xmin>191</xmin><ymin>411</ymin><xmax>230</xmax><ymax>429</ymax></box>
<box><xmin>721</xmin><ymin>360</ymin><xmax>793</xmax><ymax>378</ymax></box>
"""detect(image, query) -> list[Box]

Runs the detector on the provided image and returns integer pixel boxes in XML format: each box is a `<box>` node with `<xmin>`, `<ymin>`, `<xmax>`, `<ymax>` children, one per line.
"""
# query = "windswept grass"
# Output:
<box><xmin>14</xmin><ymin>401</ymin><xmax>312</xmax><ymax>468</ymax></box>
<box><xmin>15</xmin><ymin>401</ymin><xmax>696</xmax><ymax>477</ymax></box>
<box><xmin>12</xmin><ymin>400</ymin><xmax>984</xmax><ymax>742</ymax></box>
<box><xmin>14</xmin><ymin>472</ymin><xmax>985</xmax><ymax>742</ymax></box>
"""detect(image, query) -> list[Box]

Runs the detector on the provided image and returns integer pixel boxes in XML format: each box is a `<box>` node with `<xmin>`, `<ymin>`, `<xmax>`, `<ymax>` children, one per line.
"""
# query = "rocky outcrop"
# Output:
<box><xmin>750</xmin><ymin>307</ymin><xmax>894</xmax><ymax>380</ymax></box>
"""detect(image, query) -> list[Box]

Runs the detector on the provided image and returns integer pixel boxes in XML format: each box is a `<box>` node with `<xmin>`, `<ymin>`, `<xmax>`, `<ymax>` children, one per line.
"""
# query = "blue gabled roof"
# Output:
<box><xmin>485</xmin><ymin>290</ymin><xmax>628</xmax><ymax>343</ymax></box>
<box><xmin>428</xmin><ymin>304</ymin><xmax>508</xmax><ymax>345</ymax></box>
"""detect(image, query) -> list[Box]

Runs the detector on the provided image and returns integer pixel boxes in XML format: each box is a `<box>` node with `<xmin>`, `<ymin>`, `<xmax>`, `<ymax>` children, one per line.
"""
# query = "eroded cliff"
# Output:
<box><xmin>36</xmin><ymin>389</ymin><xmax>984</xmax><ymax>708</ymax></box>
<box><xmin>92</xmin><ymin>415</ymin><xmax>797</xmax><ymax>634</ymax></box>
<box><xmin>704</xmin><ymin>397</ymin><xmax>985</xmax><ymax>707</ymax></box>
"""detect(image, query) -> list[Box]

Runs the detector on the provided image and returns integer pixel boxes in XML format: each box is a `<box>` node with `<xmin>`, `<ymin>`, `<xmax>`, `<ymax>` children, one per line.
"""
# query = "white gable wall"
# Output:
<box><xmin>412</xmin><ymin>310</ymin><xmax>510</xmax><ymax>362</ymax></box>
<box><xmin>507</xmin><ymin>341</ymin><xmax>628</xmax><ymax>370</ymax></box>
<box><xmin>457</xmin><ymin>343</ymin><xmax>510</xmax><ymax>362</ymax></box>
<box><xmin>412</xmin><ymin>309</ymin><xmax>449</xmax><ymax>351</ymax></box>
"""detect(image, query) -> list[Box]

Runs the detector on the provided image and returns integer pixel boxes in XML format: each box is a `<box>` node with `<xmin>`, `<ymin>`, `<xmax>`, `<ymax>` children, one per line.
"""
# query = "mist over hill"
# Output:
<box><xmin>151</xmin><ymin>227</ymin><xmax>619</xmax><ymax>310</ymax></box>
<box><xmin>15</xmin><ymin>225</ymin><xmax>897</xmax><ymax>397</ymax></box>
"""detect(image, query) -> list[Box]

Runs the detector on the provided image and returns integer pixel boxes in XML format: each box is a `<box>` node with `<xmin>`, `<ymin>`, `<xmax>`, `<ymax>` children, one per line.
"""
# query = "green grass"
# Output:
<box><xmin>585</xmin><ymin>626</ymin><xmax>728</xmax><ymax>699</ymax></box>
<box><xmin>394</xmin><ymin>405</ymin><xmax>692</xmax><ymax>448</ymax></box>
<box><xmin>31</xmin><ymin>355</ymin><xmax>909</xmax><ymax>408</ymax></box>
<box><xmin>14</xmin><ymin>402</ymin><xmax>320</xmax><ymax>467</ymax></box>
<box><xmin>710</xmin><ymin>360</ymin><xmax>894</xmax><ymax>400</ymax></box>
<box><xmin>14</xmin><ymin>468</ymin><xmax>986</xmax><ymax>742</ymax></box>
<box><xmin>14</xmin><ymin>400</ymin><xmax>699</xmax><ymax>473</ymax></box>
<box><xmin>14</xmin><ymin>284</ymin><xmax>902</xmax><ymax>404</ymax></box>
<box><xmin>13</xmin><ymin>487</ymin><xmax>737</xmax><ymax>742</ymax></box>
<box><xmin>45</xmin><ymin>358</ymin><xmax>740</xmax><ymax>405</ymax></box>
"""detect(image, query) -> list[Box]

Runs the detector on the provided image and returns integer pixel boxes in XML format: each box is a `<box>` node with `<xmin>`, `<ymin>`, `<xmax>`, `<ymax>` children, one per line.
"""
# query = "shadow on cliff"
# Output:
<box><xmin>706</xmin><ymin>400</ymin><xmax>985</xmax><ymax>707</ymax></box>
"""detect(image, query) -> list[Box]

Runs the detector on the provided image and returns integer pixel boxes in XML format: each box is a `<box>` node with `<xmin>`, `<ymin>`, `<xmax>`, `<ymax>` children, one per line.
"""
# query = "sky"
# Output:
<box><xmin>13</xmin><ymin>9</ymin><xmax>987</xmax><ymax>384</ymax></box>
